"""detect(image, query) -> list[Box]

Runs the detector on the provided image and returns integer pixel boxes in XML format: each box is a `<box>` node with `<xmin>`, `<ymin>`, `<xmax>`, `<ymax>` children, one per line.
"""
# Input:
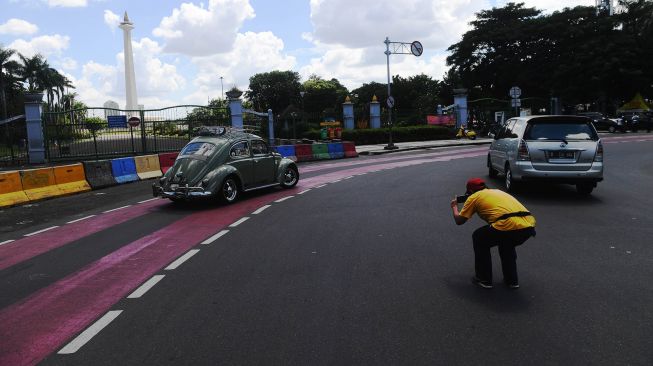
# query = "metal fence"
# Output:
<box><xmin>42</xmin><ymin>105</ymin><xmax>230</xmax><ymax>162</ymax></box>
<box><xmin>0</xmin><ymin>115</ymin><xmax>29</xmax><ymax>168</ymax></box>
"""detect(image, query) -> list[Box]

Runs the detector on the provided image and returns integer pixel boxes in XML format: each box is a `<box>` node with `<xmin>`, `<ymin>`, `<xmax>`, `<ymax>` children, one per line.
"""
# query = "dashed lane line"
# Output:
<box><xmin>103</xmin><ymin>205</ymin><xmax>132</xmax><ymax>213</ymax></box>
<box><xmin>57</xmin><ymin>310</ymin><xmax>123</xmax><ymax>354</ymax></box>
<box><xmin>137</xmin><ymin>198</ymin><xmax>159</xmax><ymax>204</ymax></box>
<box><xmin>0</xmin><ymin>239</ymin><xmax>15</xmax><ymax>246</ymax></box>
<box><xmin>229</xmin><ymin>217</ymin><xmax>250</xmax><ymax>227</ymax></box>
<box><xmin>164</xmin><ymin>249</ymin><xmax>200</xmax><ymax>270</ymax></box>
<box><xmin>201</xmin><ymin>230</ymin><xmax>229</xmax><ymax>244</ymax></box>
<box><xmin>297</xmin><ymin>189</ymin><xmax>311</xmax><ymax>195</ymax></box>
<box><xmin>252</xmin><ymin>205</ymin><xmax>271</xmax><ymax>214</ymax></box>
<box><xmin>127</xmin><ymin>275</ymin><xmax>165</xmax><ymax>299</ymax></box>
<box><xmin>24</xmin><ymin>226</ymin><xmax>59</xmax><ymax>237</ymax></box>
<box><xmin>66</xmin><ymin>215</ymin><xmax>96</xmax><ymax>224</ymax></box>
<box><xmin>274</xmin><ymin>196</ymin><xmax>294</xmax><ymax>203</ymax></box>
<box><xmin>315</xmin><ymin>184</ymin><xmax>327</xmax><ymax>189</ymax></box>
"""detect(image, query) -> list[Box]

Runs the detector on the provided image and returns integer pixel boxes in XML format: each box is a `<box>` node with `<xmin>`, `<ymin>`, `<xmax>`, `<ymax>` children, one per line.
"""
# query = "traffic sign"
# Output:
<box><xmin>387</xmin><ymin>96</ymin><xmax>395</xmax><ymax>108</ymax></box>
<box><xmin>509</xmin><ymin>86</ymin><xmax>522</xmax><ymax>99</ymax></box>
<box><xmin>410</xmin><ymin>41</ymin><xmax>423</xmax><ymax>57</ymax></box>
<box><xmin>511</xmin><ymin>98</ymin><xmax>521</xmax><ymax>107</ymax></box>
<box><xmin>107</xmin><ymin>115</ymin><xmax>126</xmax><ymax>128</ymax></box>
<box><xmin>128</xmin><ymin>116</ymin><xmax>141</xmax><ymax>127</ymax></box>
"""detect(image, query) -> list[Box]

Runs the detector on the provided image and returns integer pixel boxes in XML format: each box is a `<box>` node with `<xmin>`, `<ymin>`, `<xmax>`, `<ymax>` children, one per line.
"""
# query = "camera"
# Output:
<box><xmin>456</xmin><ymin>194</ymin><xmax>470</xmax><ymax>204</ymax></box>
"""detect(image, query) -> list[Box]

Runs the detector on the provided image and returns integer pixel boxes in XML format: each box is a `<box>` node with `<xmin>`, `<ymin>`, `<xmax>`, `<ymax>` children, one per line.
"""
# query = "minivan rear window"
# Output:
<box><xmin>524</xmin><ymin>121</ymin><xmax>598</xmax><ymax>141</ymax></box>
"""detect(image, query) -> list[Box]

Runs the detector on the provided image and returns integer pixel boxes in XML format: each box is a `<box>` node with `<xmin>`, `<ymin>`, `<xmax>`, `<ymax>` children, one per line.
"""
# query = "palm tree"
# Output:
<box><xmin>0</xmin><ymin>46</ymin><xmax>22</xmax><ymax>120</ymax></box>
<box><xmin>18</xmin><ymin>54</ymin><xmax>48</xmax><ymax>93</ymax></box>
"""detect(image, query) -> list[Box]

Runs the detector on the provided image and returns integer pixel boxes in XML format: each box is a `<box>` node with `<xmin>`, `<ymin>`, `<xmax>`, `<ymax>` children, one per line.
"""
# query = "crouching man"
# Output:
<box><xmin>451</xmin><ymin>178</ymin><xmax>536</xmax><ymax>289</ymax></box>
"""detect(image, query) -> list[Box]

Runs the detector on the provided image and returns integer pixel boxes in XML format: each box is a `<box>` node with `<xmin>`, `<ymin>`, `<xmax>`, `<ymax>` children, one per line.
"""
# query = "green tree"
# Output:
<box><xmin>301</xmin><ymin>75</ymin><xmax>349</xmax><ymax>116</ymax></box>
<box><xmin>0</xmin><ymin>46</ymin><xmax>22</xmax><ymax>120</ymax></box>
<box><xmin>245</xmin><ymin>70</ymin><xmax>302</xmax><ymax>114</ymax></box>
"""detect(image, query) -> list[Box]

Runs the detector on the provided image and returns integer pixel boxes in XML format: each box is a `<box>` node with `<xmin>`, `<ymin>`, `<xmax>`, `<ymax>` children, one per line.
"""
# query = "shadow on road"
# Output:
<box><xmin>485</xmin><ymin>179</ymin><xmax>605</xmax><ymax>206</ymax></box>
<box><xmin>444</xmin><ymin>275</ymin><xmax>532</xmax><ymax>314</ymax></box>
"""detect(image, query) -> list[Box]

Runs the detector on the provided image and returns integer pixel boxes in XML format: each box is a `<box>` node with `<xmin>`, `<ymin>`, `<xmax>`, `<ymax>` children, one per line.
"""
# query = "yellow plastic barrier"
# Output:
<box><xmin>20</xmin><ymin>168</ymin><xmax>61</xmax><ymax>201</ymax></box>
<box><xmin>54</xmin><ymin>163</ymin><xmax>91</xmax><ymax>195</ymax></box>
<box><xmin>0</xmin><ymin>171</ymin><xmax>29</xmax><ymax>208</ymax></box>
<box><xmin>134</xmin><ymin>154</ymin><xmax>163</xmax><ymax>180</ymax></box>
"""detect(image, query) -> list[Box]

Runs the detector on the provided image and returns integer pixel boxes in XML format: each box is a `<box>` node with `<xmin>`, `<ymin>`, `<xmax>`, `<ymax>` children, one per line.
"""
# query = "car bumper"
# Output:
<box><xmin>152</xmin><ymin>183</ymin><xmax>213</xmax><ymax>199</ymax></box>
<box><xmin>513</xmin><ymin>161</ymin><xmax>603</xmax><ymax>184</ymax></box>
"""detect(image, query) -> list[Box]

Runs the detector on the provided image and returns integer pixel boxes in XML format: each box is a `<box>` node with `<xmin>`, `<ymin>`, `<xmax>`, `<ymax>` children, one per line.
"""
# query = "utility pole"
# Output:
<box><xmin>220</xmin><ymin>76</ymin><xmax>224</xmax><ymax>100</ymax></box>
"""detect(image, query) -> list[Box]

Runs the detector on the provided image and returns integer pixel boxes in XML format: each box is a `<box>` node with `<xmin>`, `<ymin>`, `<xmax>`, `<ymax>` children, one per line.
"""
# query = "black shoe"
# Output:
<box><xmin>471</xmin><ymin>276</ymin><xmax>493</xmax><ymax>289</ymax></box>
<box><xmin>504</xmin><ymin>280</ymin><xmax>520</xmax><ymax>289</ymax></box>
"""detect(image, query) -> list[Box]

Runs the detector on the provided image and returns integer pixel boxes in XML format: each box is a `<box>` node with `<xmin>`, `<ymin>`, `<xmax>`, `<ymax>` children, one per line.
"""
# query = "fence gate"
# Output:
<box><xmin>0</xmin><ymin>115</ymin><xmax>28</xmax><ymax>167</ymax></box>
<box><xmin>42</xmin><ymin>105</ymin><xmax>229</xmax><ymax>162</ymax></box>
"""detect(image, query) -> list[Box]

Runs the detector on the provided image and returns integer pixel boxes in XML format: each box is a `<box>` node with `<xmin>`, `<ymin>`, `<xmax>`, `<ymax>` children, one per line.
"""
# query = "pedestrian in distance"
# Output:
<box><xmin>450</xmin><ymin>178</ymin><xmax>536</xmax><ymax>289</ymax></box>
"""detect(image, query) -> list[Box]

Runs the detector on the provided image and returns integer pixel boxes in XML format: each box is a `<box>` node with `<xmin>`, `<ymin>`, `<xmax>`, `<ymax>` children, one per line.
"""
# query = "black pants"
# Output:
<box><xmin>472</xmin><ymin>225</ymin><xmax>535</xmax><ymax>284</ymax></box>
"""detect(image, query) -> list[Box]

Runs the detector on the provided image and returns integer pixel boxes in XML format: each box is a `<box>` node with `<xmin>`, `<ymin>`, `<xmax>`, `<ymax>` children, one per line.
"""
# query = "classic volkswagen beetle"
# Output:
<box><xmin>152</xmin><ymin>126</ymin><xmax>299</xmax><ymax>203</ymax></box>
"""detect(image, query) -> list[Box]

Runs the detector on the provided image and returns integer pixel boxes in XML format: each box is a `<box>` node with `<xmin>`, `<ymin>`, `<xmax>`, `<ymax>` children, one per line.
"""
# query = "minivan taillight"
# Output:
<box><xmin>517</xmin><ymin>139</ymin><xmax>530</xmax><ymax>161</ymax></box>
<box><xmin>594</xmin><ymin>141</ymin><xmax>603</xmax><ymax>162</ymax></box>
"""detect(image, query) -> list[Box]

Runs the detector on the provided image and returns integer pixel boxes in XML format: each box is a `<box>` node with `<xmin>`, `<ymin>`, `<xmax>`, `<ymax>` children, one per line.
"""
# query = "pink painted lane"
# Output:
<box><xmin>0</xmin><ymin>150</ymin><xmax>486</xmax><ymax>366</ymax></box>
<box><xmin>300</xmin><ymin>146</ymin><xmax>489</xmax><ymax>173</ymax></box>
<box><xmin>0</xmin><ymin>199</ymin><xmax>168</xmax><ymax>271</ymax></box>
<box><xmin>602</xmin><ymin>135</ymin><xmax>653</xmax><ymax>144</ymax></box>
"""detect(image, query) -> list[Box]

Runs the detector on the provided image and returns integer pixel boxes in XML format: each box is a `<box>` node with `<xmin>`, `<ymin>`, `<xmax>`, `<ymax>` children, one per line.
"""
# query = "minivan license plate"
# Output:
<box><xmin>548</xmin><ymin>151</ymin><xmax>575</xmax><ymax>159</ymax></box>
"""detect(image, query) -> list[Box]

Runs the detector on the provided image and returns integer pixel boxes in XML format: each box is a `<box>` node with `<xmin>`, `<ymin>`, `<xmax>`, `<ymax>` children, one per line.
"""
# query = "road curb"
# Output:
<box><xmin>357</xmin><ymin>140</ymin><xmax>492</xmax><ymax>155</ymax></box>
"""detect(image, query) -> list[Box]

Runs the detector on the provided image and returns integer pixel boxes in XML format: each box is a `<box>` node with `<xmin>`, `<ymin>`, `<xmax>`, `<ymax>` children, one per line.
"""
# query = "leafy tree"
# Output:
<box><xmin>245</xmin><ymin>70</ymin><xmax>302</xmax><ymax>114</ymax></box>
<box><xmin>0</xmin><ymin>46</ymin><xmax>22</xmax><ymax>120</ymax></box>
<box><xmin>301</xmin><ymin>75</ymin><xmax>349</xmax><ymax>115</ymax></box>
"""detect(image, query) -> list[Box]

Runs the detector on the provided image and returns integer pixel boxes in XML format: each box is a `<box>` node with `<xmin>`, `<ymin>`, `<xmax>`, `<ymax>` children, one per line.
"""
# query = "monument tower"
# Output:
<box><xmin>119</xmin><ymin>12</ymin><xmax>139</xmax><ymax>112</ymax></box>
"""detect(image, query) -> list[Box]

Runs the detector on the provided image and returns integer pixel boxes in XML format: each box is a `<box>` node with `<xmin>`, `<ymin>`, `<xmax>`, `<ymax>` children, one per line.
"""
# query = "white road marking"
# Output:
<box><xmin>58</xmin><ymin>310</ymin><xmax>123</xmax><ymax>354</ymax></box>
<box><xmin>24</xmin><ymin>226</ymin><xmax>59</xmax><ymax>237</ymax></box>
<box><xmin>297</xmin><ymin>189</ymin><xmax>311</xmax><ymax>195</ymax></box>
<box><xmin>343</xmin><ymin>176</ymin><xmax>353</xmax><ymax>180</ymax></box>
<box><xmin>0</xmin><ymin>239</ymin><xmax>15</xmax><ymax>246</ymax></box>
<box><xmin>315</xmin><ymin>184</ymin><xmax>327</xmax><ymax>188</ymax></box>
<box><xmin>229</xmin><ymin>217</ymin><xmax>250</xmax><ymax>227</ymax></box>
<box><xmin>201</xmin><ymin>230</ymin><xmax>229</xmax><ymax>244</ymax></box>
<box><xmin>103</xmin><ymin>205</ymin><xmax>131</xmax><ymax>213</ymax></box>
<box><xmin>127</xmin><ymin>275</ymin><xmax>165</xmax><ymax>298</ymax></box>
<box><xmin>137</xmin><ymin>198</ymin><xmax>158</xmax><ymax>204</ymax></box>
<box><xmin>274</xmin><ymin>196</ymin><xmax>293</xmax><ymax>203</ymax></box>
<box><xmin>66</xmin><ymin>215</ymin><xmax>96</xmax><ymax>224</ymax></box>
<box><xmin>332</xmin><ymin>180</ymin><xmax>341</xmax><ymax>183</ymax></box>
<box><xmin>165</xmin><ymin>249</ymin><xmax>200</xmax><ymax>270</ymax></box>
<box><xmin>252</xmin><ymin>205</ymin><xmax>271</xmax><ymax>214</ymax></box>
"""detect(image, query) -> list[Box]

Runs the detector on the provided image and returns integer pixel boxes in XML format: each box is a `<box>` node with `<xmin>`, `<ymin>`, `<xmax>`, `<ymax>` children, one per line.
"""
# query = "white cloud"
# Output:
<box><xmin>8</xmin><ymin>34</ymin><xmax>70</xmax><ymax>58</ymax></box>
<box><xmin>59</xmin><ymin>57</ymin><xmax>78</xmax><ymax>70</ymax></box>
<box><xmin>0</xmin><ymin>18</ymin><xmax>39</xmax><ymax>36</ymax></box>
<box><xmin>103</xmin><ymin>10</ymin><xmax>121</xmax><ymax>31</ymax></box>
<box><xmin>153</xmin><ymin>0</ymin><xmax>255</xmax><ymax>56</ymax></box>
<box><xmin>499</xmin><ymin>0</ymin><xmax>595</xmax><ymax>13</ymax></box>
<box><xmin>184</xmin><ymin>31</ymin><xmax>296</xmax><ymax>104</ymax></box>
<box><xmin>47</xmin><ymin>0</ymin><xmax>87</xmax><ymax>7</ymax></box>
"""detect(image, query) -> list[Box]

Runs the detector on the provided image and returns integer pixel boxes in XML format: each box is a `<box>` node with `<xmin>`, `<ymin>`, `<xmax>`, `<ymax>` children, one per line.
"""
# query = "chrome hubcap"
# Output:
<box><xmin>284</xmin><ymin>169</ymin><xmax>297</xmax><ymax>185</ymax></box>
<box><xmin>223</xmin><ymin>180</ymin><xmax>237</xmax><ymax>200</ymax></box>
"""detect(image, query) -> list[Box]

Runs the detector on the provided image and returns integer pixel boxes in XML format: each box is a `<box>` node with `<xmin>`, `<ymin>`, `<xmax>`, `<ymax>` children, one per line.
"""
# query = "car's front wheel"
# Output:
<box><xmin>280</xmin><ymin>166</ymin><xmax>299</xmax><ymax>188</ymax></box>
<box><xmin>219</xmin><ymin>176</ymin><xmax>239</xmax><ymax>203</ymax></box>
<box><xmin>608</xmin><ymin>125</ymin><xmax>616</xmax><ymax>133</ymax></box>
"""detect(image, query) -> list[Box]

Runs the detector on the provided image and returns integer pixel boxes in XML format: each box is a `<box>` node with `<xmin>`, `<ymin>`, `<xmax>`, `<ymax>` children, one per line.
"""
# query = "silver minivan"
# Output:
<box><xmin>488</xmin><ymin>115</ymin><xmax>603</xmax><ymax>194</ymax></box>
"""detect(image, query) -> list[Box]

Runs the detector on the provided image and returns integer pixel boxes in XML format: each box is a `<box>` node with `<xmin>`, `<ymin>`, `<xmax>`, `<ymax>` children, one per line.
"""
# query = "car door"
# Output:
<box><xmin>228</xmin><ymin>140</ymin><xmax>254</xmax><ymax>189</ymax></box>
<box><xmin>493</xmin><ymin>119</ymin><xmax>516</xmax><ymax>172</ymax></box>
<box><xmin>250</xmin><ymin>139</ymin><xmax>276</xmax><ymax>186</ymax></box>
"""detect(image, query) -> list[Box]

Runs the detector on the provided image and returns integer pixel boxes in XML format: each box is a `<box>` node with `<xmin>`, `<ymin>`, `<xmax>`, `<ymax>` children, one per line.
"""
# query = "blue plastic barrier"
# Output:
<box><xmin>327</xmin><ymin>143</ymin><xmax>345</xmax><ymax>159</ymax></box>
<box><xmin>110</xmin><ymin>157</ymin><xmax>139</xmax><ymax>184</ymax></box>
<box><xmin>275</xmin><ymin>145</ymin><xmax>297</xmax><ymax>161</ymax></box>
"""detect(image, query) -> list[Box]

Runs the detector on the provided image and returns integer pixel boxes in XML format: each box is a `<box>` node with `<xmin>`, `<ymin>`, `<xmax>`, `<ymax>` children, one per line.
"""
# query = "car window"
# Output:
<box><xmin>229</xmin><ymin>141</ymin><xmax>250</xmax><ymax>159</ymax></box>
<box><xmin>250</xmin><ymin>140</ymin><xmax>269</xmax><ymax>155</ymax></box>
<box><xmin>512</xmin><ymin>120</ymin><xmax>526</xmax><ymax>137</ymax></box>
<box><xmin>499</xmin><ymin>120</ymin><xmax>516</xmax><ymax>138</ymax></box>
<box><xmin>524</xmin><ymin>121</ymin><xmax>598</xmax><ymax>141</ymax></box>
<box><xmin>180</xmin><ymin>142</ymin><xmax>217</xmax><ymax>157</ymax></box>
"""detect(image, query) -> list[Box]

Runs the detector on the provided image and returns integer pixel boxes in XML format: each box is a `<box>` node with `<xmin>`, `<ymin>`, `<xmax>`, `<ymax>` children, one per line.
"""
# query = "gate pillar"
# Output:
<box><xmin>342</xmin><ymin>96</ymin><xmax>354</xmax><ymax>129</ymax></box>
<box><xmin>453</xmin><ymin>88</ymin><xmax>468</xmax><ymax>128</ymax></box>
<box><xmin>24</xmin><ymin>93</ymin><xmax>46</xmax><ymax>164</ymax></box>
<box><xmin>229</xmin><ymin>97</ymin><xmax>243</xmax><ymax>129</ymax></box>
<box><xmin>370</xmin><ymin>95</ymin><xmax>381</xmax><ymax>129</ymax></box>
<box><xmin>267</xmin><ymin>109</ymin><xmax>274</xmax><ymax>145</ymax></box>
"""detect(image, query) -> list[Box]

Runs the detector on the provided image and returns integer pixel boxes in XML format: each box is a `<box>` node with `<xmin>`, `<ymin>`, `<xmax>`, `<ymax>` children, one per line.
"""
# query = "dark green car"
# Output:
<box><xmin>153</xmin><ymin>127</ymin><xmax>299</xmax><ymax>203</ymax></box>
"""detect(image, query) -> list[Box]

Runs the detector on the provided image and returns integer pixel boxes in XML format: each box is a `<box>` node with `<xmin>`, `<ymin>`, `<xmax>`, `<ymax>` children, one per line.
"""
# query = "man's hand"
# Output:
<box><xmin>450</xmin><ymin>198</ymin><xmax>458</xmax><ymax>208</ymax></box>
<box><xmin>451</xmin><ymin>197</ymin><xmax>467</xmax><ymax>226</ymax></box>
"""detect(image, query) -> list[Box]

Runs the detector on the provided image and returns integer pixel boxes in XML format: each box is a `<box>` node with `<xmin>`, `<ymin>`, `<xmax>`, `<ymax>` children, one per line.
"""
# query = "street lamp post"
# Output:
<box><xmin>290</xmin><ymin>112</ymin><xmax>297</xmax><ymax>140</ymax></box>
<box><xmin>220</xmin><ymin>76</ymin><xmax>224</xmax><ymax>100</ymax></box>
<box><xmin>299</xmin><ymin>91</ymin><xmax>306</xmax><ymax>141</ymax></box>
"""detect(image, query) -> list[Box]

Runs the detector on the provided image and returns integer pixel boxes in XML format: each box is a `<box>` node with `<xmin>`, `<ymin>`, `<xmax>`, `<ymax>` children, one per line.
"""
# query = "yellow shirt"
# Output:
<box><xmin>459</xmin><ymin>189</ymin><xmax>536</xmax><ymax>231</ymax></box>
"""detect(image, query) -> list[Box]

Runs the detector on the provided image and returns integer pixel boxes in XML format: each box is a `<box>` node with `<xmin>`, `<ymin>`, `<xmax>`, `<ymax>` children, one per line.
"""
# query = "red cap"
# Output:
<box><xmin>466</xmin><ymin>178</ymin><xmax>486</xmax><ymax>193</ymax></box>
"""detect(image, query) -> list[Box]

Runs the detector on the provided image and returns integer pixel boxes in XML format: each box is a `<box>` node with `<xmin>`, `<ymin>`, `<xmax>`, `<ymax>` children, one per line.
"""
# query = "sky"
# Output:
<box><xmin>1</xmin><ymin>0</ymin><xmax>596</xmax><ymax>109</ymax></box>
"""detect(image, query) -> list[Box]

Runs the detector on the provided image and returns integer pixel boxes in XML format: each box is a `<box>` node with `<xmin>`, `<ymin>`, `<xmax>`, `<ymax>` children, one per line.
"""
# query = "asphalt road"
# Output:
<box><xmin>1</xmin><ymin>135</ymin><xmax>652</xmax><ymax>366</ymax></box>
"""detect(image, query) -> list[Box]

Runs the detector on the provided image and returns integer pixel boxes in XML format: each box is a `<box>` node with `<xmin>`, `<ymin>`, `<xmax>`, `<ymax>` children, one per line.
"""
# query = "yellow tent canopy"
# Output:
<box><xmin>619</xmin><ymin>93</ymin><xmax>650</xmax><ymax>111</ymax></box>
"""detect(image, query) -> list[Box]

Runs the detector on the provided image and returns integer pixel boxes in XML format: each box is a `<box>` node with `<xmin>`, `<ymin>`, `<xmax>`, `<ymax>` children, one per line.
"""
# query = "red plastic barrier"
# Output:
<box><xmin>342</xmin><ymin>141</ymin><xmax>358</xmax><ymax>158</ymax></box>
<box><xmin>294</xmin><ymin>144</ymin><xmax>314</xmax><ymax>162</ymax></box>
<box><xmin>158</xmin><ymin>152</ymin><xmax>179</xmax><ymax>174</ymax></box>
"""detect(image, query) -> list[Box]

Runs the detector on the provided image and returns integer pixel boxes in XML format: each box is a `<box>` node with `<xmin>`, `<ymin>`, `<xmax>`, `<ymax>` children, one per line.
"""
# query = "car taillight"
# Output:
<box><xmin>517</xmin><ymin>139</ymin><xmax>530</xmax><ymax>161</ymax></box>
<box><xmin>595</xmin><ymin>141</ymin><xmax>603</xmax><ymax>162</ymax></box>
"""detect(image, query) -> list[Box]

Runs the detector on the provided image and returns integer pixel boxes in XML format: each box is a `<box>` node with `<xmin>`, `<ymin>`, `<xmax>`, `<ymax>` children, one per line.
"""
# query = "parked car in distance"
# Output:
<box><xmin>152</xmin><ymin>126</ymin><xmax>299</xmax><ymax>203</ymax></box>
<box><xmin>577</xmin><ymin>112</ymin><xmax>621</xmax><ymax>133</ymax></box>
<box><xmin>618</xmin><ymin>111</ymin><xmax>652</xmax><ymax>132</ymax></box>
<box><xmin>488</xmin><ymin>115</ymin><xmax>603</xmax><ymax>195</ymax></box>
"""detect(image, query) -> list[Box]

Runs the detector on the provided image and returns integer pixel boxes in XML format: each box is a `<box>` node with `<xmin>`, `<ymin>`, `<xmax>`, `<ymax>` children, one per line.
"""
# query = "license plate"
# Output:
<box><xmin>548</xmin><ymin>151</ymin><xmax>575</xmax><ymax>159</ymax></box>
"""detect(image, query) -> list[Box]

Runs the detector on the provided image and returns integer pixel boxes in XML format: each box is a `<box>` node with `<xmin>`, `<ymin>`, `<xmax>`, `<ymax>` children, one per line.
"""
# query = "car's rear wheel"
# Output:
<box><xmin>608</xmin><ymin>125</ymin><xmax>616</xmax><ymax>133</ymax></box>
<box><xmin>488</xmin><ymin>156</ymin><xmax>498</xmax><ymax>178</ymax></box>
<box><xmin>505</xmin><ymin>164</ymin><xmax>518</xmax><ymax>192</ymax></box>
<box><xmin>576</xmin><ymin>183</ymin><xmax>594</xmax><ymax>195</ymax></box>
<box><xmin>280</xmin><ymin>165</ymin><xmax>299</xmax><ymax>188</ymax></box>
<box><xmin>219</xmin><ymin>176</ymin><xmax>239</xmax><ymax>203</ymax></box>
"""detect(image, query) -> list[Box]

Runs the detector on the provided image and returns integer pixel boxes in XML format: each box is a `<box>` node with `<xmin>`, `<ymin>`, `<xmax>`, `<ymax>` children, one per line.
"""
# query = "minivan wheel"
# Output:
<box><xmin>505</xmin><ymin>165</ymin><xmax>518</xmax><ymax>192</ymax></box>
<box><xmin>576</xmin><ymin>183</ymin><xmax>594</xmax><ymax>195</ymax></box>
<box><xmin>220</xmin><ymin>176</ymin><xmax>239</xmax><ymax>203</ymax></box>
